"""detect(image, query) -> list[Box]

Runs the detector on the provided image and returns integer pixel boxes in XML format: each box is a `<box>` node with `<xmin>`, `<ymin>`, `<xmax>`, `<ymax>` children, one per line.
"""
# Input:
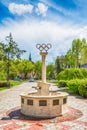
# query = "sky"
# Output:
<box><xmin>0</xmin><ymin>0</ymin><xmax>87</xmax><ymax>63</ymax></box>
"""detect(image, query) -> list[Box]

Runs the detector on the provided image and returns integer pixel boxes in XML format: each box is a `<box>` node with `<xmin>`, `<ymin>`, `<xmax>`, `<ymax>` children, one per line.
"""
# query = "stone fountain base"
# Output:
<box><xmin>20</xmin><ymin>90</ymin><xmax>68</xmax><ymax>118</ymax></box>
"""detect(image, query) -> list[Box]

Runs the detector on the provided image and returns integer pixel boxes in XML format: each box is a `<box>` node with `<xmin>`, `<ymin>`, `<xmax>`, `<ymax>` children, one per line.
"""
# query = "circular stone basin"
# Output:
<box><xmin>20</xmin><ymin>92</ymin><xmax>68</xmax><ymax>118</ymax></box>
<box><xmin>6</xmin><ymin>106</ymin><xmax>83</xmax><ymax>122</ymax></box>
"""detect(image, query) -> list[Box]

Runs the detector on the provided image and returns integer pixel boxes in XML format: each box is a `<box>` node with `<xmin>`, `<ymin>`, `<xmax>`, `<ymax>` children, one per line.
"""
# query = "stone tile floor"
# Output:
<box><xmin>0</xmin><ymin>82</ymin><xmax>87</xmax><ymax>130</ymax></box>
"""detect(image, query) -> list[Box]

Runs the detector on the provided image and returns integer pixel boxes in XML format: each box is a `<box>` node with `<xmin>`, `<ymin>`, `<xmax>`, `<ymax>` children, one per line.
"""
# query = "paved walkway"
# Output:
<box><xmin>0</xmin><ymin>82</ymin><xmax>87</xmax><ymax>130</ymax></box>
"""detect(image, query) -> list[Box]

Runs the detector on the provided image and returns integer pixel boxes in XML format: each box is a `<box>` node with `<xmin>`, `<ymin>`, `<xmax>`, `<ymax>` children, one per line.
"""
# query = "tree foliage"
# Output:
<box><xmin>18</xmin><ymin>59</ymin><xmax>34</xmax><ymax>79</ymax></box>
<box><xmin>81</xmin><ymin>38</ymin><xmax>87</xmax><ymax>64</ymax></box>
<box><xmin>46</xmin><ymin>63</ymin><xmax>54</xmax><ymax>79</ymax></box>
<box><xmin>59</xmin><ymin>38</ymin><xmax>87</xmax><ymax>69</ymax></box>
<box><xmin>34</xmin><ymin>61</ymin><xmax>42</xmax><ymax>79</ymax></box>
<box><xmin>72</xmin><ymin>39</ymin><xmax>82</xmax><ymax>67</ymax></box>
<box><xmin>0</xmin><ymin>33</ymin><xmax>26</xmax><ymax>84</ymax></box>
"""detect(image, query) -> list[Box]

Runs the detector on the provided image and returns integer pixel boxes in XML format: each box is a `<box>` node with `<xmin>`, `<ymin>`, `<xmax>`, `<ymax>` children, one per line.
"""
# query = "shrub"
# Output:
<box><xmin>10</xmin><ymin>80</ymin><xmax>21</xmax><ymax>86</ymax></box>
<box><xmin>56</xmin><ymin>68</ymin><xmax>87</xmax><ymax>97</ymax></box>
<box><xmin>0</xmin><ymin>81</ymin><xmax>8</xmax><ymax>87</ymax></box>
<box><xmin>67</xmin><ymin>79</ymin><xmax>80</xmax><ymax>94</ymax></box>
<box><xmin>58</xmin><ymin>79</ymin><xmax>87</xmax><ymax>96</ymax></box>
<box><xmin>58</xmin><ymin>80</ymin><xmax>67</xmax><ymax>87</ymax></box>
<box><xmin>56</xmin><ymin>68</ymin><xmax>87</xmax><ymax>80</ymax></box>
<box><xmin>78</xmin><ymin>80</ymin><xmax>87</xmax><ymax>98</ymax></box>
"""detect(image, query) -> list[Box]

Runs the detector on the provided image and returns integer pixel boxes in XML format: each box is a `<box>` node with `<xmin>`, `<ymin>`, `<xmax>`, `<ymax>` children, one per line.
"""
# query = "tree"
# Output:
<box><xmin>82</xmin><ymin>38</ymin><xmax>87</xmax><ymax>47</ymax></box>
<box><xmin>72</xmin><ymin>39</ymin><xmax>82</xmax><ymax>68</ymax></box>
<box><xmin>0</xmin><ymin>42</ymin><xmax>4</xmax><ymax>60</ymax></box>
<box><xmin>46</xmin><ymin>63</ymin><xmax>54</xmax><ymax>79</ymax></box>
<box><xmin>54</xmin><ymin>38</ymin><xmax>87</xmax><ymax>70</ymax></box>
<box><xmin>81</xmin><ymin>38</ymin><xmax>87</xmax><ymax>64</ymax></box>
<box><xmin>55</xmin><ymin>56</ymin><xmax>61</xmax><ymax>74</ymax></box>
<box><xmin>10</xmin><ymin>61</ymin><xmax>19</xmax><ymax>79</ymax></box>
<box><xmin>65</xmin><ymin>49</ymin><xmax>77</xmax><ymax>68</ymax></box>
<box><xmin>0</xmin><ymin>60</ymin><xmax>7</xmax><ymax>80</ymax></box>
<box><xmin>55</xmin><ymin>55</ymin><xmax>65</xmax><ymax>76</ymax></box>
<box><xmin>34</xmin><ymin>61</ymin><xmax>42</xmax><ymax>79</ymax></box>
<box><xmin>0</xmin><ymin>33</ymin><xmax>26</xmax><ymax>85</ymax></box>
<box><xmin>18</xmin><ymin>59</ymin><xmax>34</xmax><ymax>79</ymax></box>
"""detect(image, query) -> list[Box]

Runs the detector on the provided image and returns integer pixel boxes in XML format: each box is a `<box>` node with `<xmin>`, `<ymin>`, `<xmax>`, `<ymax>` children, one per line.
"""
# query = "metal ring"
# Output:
<box><xmin>42</xmin><ymin>43</ymin><xmax>46</xmax><ymax>49</ymax></box>
<box><xmin>47</xmin><ymin>43</ymin><xmax>52</xmax><ymax>49</ymax></box>
<box><xmin>45</xmin><ymin>46</ymin><xmax>49</xmax><ymax>52</ymax></box>
<box><xmin>36</xmin><ymin>44</ymin><xmax>40</xmax><ymax>49</ymax></box>
<box><xmin>39</xmin><ymin>45</ymin><xmax>43</xmax><ymax>52</ymax></box>
<box><xmin>36</xmin><ymin>43</ymin><xmax>52</xmax><ymax>52</ymax></box>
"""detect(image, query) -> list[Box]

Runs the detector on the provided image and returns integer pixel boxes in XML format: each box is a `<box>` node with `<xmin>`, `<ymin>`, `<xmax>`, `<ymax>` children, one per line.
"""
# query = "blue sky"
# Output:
<box><xmin>0</xmin><ymin>0</ymin><xmax>87</xmax><ymax>63</ymax></box>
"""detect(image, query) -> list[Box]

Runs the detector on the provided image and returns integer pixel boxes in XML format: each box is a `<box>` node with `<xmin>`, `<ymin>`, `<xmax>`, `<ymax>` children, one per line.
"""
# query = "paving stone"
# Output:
<box><xmin>0</xmin><ymin>82</ymin><xmax>87</xmax><ymax>130</ymax></box>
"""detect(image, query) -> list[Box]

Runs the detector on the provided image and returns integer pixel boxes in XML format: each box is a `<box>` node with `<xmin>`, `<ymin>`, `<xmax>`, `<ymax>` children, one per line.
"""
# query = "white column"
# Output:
<box><xmin>40</xmin><ymin>52</ymin><xmax>48</xmax><ymax>83</ymax></box>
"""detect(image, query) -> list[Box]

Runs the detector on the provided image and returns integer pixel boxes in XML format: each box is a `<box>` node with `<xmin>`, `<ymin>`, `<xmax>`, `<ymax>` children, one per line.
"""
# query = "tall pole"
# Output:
<box><xmin>40</xmin><ymin>52</ymin><xmax>48</xmax><ymax>83</ymax></box>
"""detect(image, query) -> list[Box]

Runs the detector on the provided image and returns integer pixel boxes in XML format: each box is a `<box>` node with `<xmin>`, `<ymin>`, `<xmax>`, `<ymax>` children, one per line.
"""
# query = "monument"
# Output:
<box><xmin>20</xmin><ymin>43</ymin><xmax>68</xmax><ymax>118</ymax></box>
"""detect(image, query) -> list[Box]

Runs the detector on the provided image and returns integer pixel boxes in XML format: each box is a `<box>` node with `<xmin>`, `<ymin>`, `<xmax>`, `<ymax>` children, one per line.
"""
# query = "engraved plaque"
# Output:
<box><xmin>39</xmin><ymin>100</ymin><xmax>47</xmax><ymax>106</ymax></box>
<box><xmin>63</xmin><ymin>98</ymin><xmax>67</xmax><ymax>104</ymax></box>
<box><xmin>53</xmin><ymin>100</ymin><xmax>59</xmax><ymax>105</ymax></box>
<box><xmin>27</xmin><ymin>100</ymin><xmax>33</xmax><ymax>105</ymax></box>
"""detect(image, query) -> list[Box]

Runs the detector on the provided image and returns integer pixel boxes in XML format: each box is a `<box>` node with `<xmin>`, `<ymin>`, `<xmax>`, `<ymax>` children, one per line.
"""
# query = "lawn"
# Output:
<box><xmin>0</xmin><ymin>80</ymin><xmax>24</xmax><ymax>91</ymax></box>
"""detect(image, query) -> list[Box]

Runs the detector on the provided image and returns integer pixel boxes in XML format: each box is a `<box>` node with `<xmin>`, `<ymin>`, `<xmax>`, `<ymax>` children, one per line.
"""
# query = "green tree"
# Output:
<box><xmin>72</xmin><ymin>39</ymin><xmax>82</xmax><ymax>68</ymax></box>
<box><xmin>55</xmin><ymin>56</ymin><xmax>61</xmax><ymax>74</ymax></box>
<box><xmin>81</xmin><ymin>38</ymin><xmax>87</xmax><ymax>64</ymax></box>
<box><xmin>18</xmin><ymin>59</ymin><xmax>34</xmax><ymax>79</ymax></box>
<box><xmin>34</xmin><ymin>61</ymin><xmax>42</xmax><ymax>79</ymax></box>
<box><xmin>10</xmin><ymin>61</ymin><xmax>19</xmax><ymax>79</ymax></box>
<box><xmin>46</xmin><ymin>63</ymin><xmax>54</xmax><ymax>79</ymax></box>
<box><xmin>55</xmin><ymin>56</ymin><xmax>65</xmax><ymax>75</ymax></box>
<box><xmin>0</xmin><ymin>60</ymin><xmax>6</xmax><ymax>80</ymax></box>
<box><xmin>0</xmin><ymin>42</ymin><xmax>5</xmax><ymax>60</ymax></box>
<box><xmin>0</xmin><ymin>33</ymin><xmax>26</xmax><ymax>85</ymax></box>
<box><xmin>82</xmin><ymin>38</ymin><xmax>87</xmax><ymax>47</ymax></box>
<box><xmin>65</xmin><ymin>49</ymin><xmax>76</xmax><ymax>68</ymax></box>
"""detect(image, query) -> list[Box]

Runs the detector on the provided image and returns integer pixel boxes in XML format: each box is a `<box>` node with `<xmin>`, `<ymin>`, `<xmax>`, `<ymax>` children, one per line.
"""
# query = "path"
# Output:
<box><xmin>0</xmin><ymin>82</ymin><xmax>87</xmax><ymax>130</ymax></box>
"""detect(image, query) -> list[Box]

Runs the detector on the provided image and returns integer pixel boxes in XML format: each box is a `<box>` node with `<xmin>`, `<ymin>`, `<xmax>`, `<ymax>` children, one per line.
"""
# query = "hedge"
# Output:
<box><xmin>58</xmin><ymin>79</ymin><xmax>87</xmax><ymax>97</ymax></box>
<box><xmin>56</xmin><ymin>68</ymin><xmax>87</xmax><ymax>80</ymax></box>
<box><xmin>78</xmin><ymin>81</ymin><xmax>87</xmax><ymax>98</ymax></box>
<box><xmin>0</xmin><ymin>81</ymin><xmax>8</xmax><ymax>87</ymax></box>
<box><xmin>66</xmin><ymin>79</ymin><xmax>80</xmax><ymax>94</ymax></box>
<box><xmin>58</xmin><ymin>80</ymin><xmax>67</xmax><ymax>87</ymax></box>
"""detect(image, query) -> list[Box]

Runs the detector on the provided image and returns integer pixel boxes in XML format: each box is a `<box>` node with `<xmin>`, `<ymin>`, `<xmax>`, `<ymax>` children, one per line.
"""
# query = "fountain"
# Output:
<box><xmin>20</xmin><ymin>43</ymin><xmax>68</xmax><ymax>118</ymax></box>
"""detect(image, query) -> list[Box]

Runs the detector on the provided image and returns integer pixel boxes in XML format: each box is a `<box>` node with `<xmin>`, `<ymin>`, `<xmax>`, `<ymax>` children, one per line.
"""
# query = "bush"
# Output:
<box><xmin>56</xmin><ymin>68</ymin><xmax>87</xmax><ymax>97</ymax></box>
<box><xmin>56</xmin><ymin>68</ymin><xmax>87</xmax><ymax>80</ymax></box>
<box><xmin>58</xmin><ymin>79</ymin><xmax>87</xmax><ymax>96</ymax></box>
<box><xmin>78</xmin><ymin>80</ymin><xmax>87</xmax><ymax>97</ymax></box>
<box><xmin>10</xmin><ymin>80</ymin><xmax>23</xmax><ymax>86</ymax></box>
<box><xmin>67</xmin><ymin>79</ymin><xmax>80</xmax><ymax>94</ymax></box>
<box><xmin>0</xmin><ymin>81</ymin><xmax>8</xmax><ymax>87</ymax></box>
<box><xmin>58</xmin><ymin>80</ymin><xmax>67</xmax><ymax>87</ymax></box>
<box><xmin>58</xmin><ymin>79</ymin><xmax>80</xmax><ymax>94</ymax></box>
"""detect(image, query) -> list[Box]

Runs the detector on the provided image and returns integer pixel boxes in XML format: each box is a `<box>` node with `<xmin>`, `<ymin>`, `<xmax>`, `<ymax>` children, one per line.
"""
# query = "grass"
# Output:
<box><xmin>10</xmin><ymin>80</ymin><xmax>24</xmax><ymax>86</ymax></box>
<box><xmin>0</xmin><ymin>80</ymin><xmax>24</xmax><ymax>91</ymax></box>
<box><xmin>0</xmin><ymin>87</ymin><xmax>10</xmax><ymax>91</ymax></box>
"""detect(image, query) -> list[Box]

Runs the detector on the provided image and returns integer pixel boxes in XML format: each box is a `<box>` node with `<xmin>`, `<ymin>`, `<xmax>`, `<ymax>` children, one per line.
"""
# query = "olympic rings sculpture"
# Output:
<box><xmin>36</xmin><ymin>43</ymin><xmax>52</xmax><ymax>52</ymax></box>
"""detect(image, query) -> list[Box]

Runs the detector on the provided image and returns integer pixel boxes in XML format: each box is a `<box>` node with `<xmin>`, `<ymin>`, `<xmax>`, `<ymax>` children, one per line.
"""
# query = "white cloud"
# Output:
<box><xmin>0</xmin><ymin>19</ymin><xmax>87</xmax><ymax>62</ymax></box>
<box><xmin>40</xmin><ymin>0</ymin><xmax>77</xmax><ymax>16</ymax></box>
<box><xmin>35</xmin><ymin>3</ymin><xmax>48</xmax><ymax>16</ymax></box>
<box><xmin>9</xmin><ymin>3</ymin><xmax>33</xmax><ymax>15</ymax></box>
